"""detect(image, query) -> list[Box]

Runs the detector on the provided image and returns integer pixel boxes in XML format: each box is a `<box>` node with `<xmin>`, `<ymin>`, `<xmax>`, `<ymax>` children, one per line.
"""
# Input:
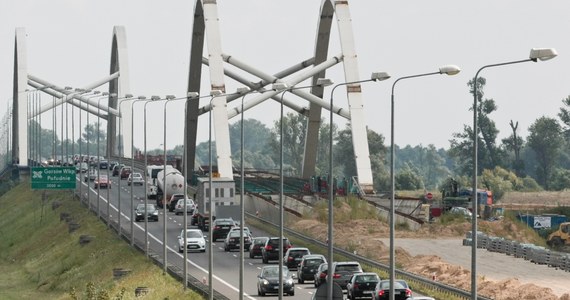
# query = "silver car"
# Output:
<box><xmin>127</xmin><ymin>172</ymin><xmax>144</xmax><ymax>186</ymax></box>
<box><xmin>174</xmin><ymin>198</ymin><xmax>196</xmax><ymax>215</ymax></box>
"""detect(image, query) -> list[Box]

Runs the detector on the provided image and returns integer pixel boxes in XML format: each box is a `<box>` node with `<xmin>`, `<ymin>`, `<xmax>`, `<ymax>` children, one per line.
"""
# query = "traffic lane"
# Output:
<box><xmin>88</xmin><ymin>176</ymin><xmax>315</xmax><ymax>300</ymax></box>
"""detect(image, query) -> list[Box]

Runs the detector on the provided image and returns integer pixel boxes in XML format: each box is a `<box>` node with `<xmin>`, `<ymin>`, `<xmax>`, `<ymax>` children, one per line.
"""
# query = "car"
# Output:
<box><xmin>174</xmin><ymin>198</ymin><xmax>196</xmax><ymax>215</ymax></box>
<box><xmin>330</xmin><ymin>261</ymin><xmax>363</xmax><ymax>289</ymax></box>
<box><xmin>256</xmin><ymin>265</ymin><xmax>295</xmax><ymax>296</ymax></box>
<box><xmin>223</xmin><ymin>230</ymin><xmax>252</xmax><ymax>252</ymax></box>
<box><xmin>134</xmin><ymin>203</ymin><xmax>159</xmax><ymax>222</ymax></box>
<box><xmin>249</xmin><ymin>237</ymin><xmax>269</xmax><ymax>258</ymax></box>
<box><xmin>120</xmin><ymin>166</ymin><xmax>132</xmax><ymax>179</ymax></box>
<box><xmin>112</xmin><ymin>164</ymin><xmax>124</xmax><ymax>176</ymax></box>
<box><xmin>297</xmin><ymin>254</ymin><xmax>327</xmax><ymax>284</ymax></box>
<box><xmin>127</xmin><ymin>172</ymin><xmax>144</xmax><ymax>186</ymax></box>
<box><xmin>283</xmin><ymin>247</ymin><xmax>311</xmax><ymax>270</ymax></box>
<box><xmin>450</xmin><ymin>206</ymin><xmax>473</xmax><ymax>218</ymax></box>
<box><xmin>75</xmin><ymin>162</ymin><xmax>89</xmax><ymax>173</ymax></box>
<box><xmin>177</xmin><ymin>229</ymin><xmax>206</xmax><ymax>253</ymax></box>
<box><xmin>98</xmin><ymin>159</ymin><xmax>109</xmax><ymax>169</ymax></box>
<box><xmin>108</xmin><ymin>161</ymin><xmax>118</xmax><ymax>170</ymax></box>
<box><xmin>373</xmin><ymin>280</ymin><xmax>412</xmax><ymax>300</ymax></box>
<box><xmin>229</xmin><ymin>226</ymin><xmax>253</xmax><ymax>238</ymax></box>
<box><xmin>93</xmin><ymin>175</ymin><xmax>111</xmax><ymax>189</ymax></box>
<box><xmin>84</xmin><ymin>168</ymin><xmax>98</xmax><ymax>182</ymax></box>
<box><xmin>346</xmin><ymin>272</ymin><xmax>381</xmax><ymax>299</ymax></box>
<box><xmin>167</xmin><ymin>194</ymin><xmax>189</xmax><ymax>212</ymax></box>
<box><xmin>261</xmin><ymin>237</ymin><xmax>292</xmax><ymax>264</ymax></box>
<box><xmin>212</xmin><ymin>218</ymin><xmax>235</xmax><ymax>241</ymax></box>
<box><xmin>313</xmin><ymin>262</ymin><xmax>328</xmax><ymax>288</ymax></box>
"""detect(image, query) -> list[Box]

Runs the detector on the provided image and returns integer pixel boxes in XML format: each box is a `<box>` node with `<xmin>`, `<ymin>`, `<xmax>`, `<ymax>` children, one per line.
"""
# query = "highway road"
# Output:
<box><xmin>75</xmin><ymin>169</ymin><xmax>323</xmax><ymax>300</ymax></box>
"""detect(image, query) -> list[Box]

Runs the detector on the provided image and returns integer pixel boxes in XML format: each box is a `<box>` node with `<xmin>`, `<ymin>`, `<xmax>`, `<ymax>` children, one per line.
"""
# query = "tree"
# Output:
<box><xmin>395</xmin><ymin>162</ymin><xmax>423</xmax><ymax>190</ymax></box>
<box><xmin>449</xmin><ymin>76</ymin><xmax>506</xmax><ymax>176</ymax></box>
<box><xmin>268</xmin><ymin>112</ymin><xmax>309</xmax><ymax>175</ymax></box>
<box><xmin>501</xmin><ymin>120</ymin><xmax>525</xmax><ymax>176</ymax></box>
<box><xmin>335</xmin><ymin>124</ymin><xmax>388</xmax><ymax>191</ymax></box>
<box><xmin>527</xmin><ymin>116</ymin><xmax>562</xmax><ymax>190</ymax></box>
<box><xmin>559</xmin><ymin>95</ymin><xmax>570</xmax><ymax>141</ymax></box>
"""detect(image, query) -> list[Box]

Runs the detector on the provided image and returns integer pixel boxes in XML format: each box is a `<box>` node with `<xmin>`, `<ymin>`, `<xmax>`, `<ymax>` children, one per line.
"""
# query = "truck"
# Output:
<box><xmin>546</xmin><ymin>222</ymin><xmax>570</xmax><ymax>248</ymax></box>
<box><xmin>191</xmin><ymin>177</ymin><xmax>239</xmax><ymax>230</ymax></box>
<box><xmin>146</xmin><ymin>165</ymin><xmax>164</xmax><ymax>199</ymax></box>
<box><xmin>155</xmin><ymin>167</ymin><xmax>185</xmax><ymax>209</ymax></box>
<box><xmin>430</xmin><ymin>177</ymin><xmax>493</xmax><ymax>219</ymax></box>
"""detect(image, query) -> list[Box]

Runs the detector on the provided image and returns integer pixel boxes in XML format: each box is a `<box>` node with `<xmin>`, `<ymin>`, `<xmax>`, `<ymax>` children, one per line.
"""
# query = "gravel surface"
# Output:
<box><xmin>378</xmin><ymin>238</ymin><xmax>570</xmax><ymax>297</ymax></box>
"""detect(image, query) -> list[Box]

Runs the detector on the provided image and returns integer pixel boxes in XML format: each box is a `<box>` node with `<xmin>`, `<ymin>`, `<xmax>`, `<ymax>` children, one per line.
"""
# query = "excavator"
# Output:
<box><xmin>547</xmin><ymin>222</ymin><xmax>570</xmax><ymax>250</ymax></box>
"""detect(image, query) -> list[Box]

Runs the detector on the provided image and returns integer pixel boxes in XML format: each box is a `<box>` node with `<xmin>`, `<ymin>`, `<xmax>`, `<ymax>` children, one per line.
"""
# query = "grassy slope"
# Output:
<box><xmin>0</xmin><ymin>179</ymin><xmax>203</xmax><ymax>300</ymax></box>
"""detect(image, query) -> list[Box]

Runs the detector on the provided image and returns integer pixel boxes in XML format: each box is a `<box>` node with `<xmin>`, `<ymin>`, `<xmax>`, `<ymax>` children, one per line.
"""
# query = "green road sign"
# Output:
<box><xmin>31</xmin><ymin>167</ymin><xmax>77</xmax><ymax>190</ymax></box>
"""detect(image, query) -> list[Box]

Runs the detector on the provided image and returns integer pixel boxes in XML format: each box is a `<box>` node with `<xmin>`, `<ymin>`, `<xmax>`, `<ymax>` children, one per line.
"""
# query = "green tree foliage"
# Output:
<box><xmin>550</xmin><ymin>168</ymin><xmax>570</xmax><ymax>191</ymax></box>
<box><xmin>559</xmin><ymin>95</ymin><xmax>570</xmax><ymax>141</ymax></box>
<box><xmin>527</xmin><ymin>116</ymin><xmax>562</xmax><ymax>190</ymax></box>
<box><xmin>334</xmin><ymin>124</ymin><xmax>388</xmax><ymax>191</ymax></box>
<box><xmin>501</xmin><ymin>120</ymin><xmax>526</xmax><ymax>177</ymax></box>
<box><xmin>229</xmin><ymin>119</ymin><xmax>276</xmax><ymax>170</ymax></box>
<box><xmin>268</xmin><ymin>112</ymin><xmax>309</xmax><ymax>175</ymax></box>
<box><xmin>480</xmin><ymin>167</ymin><xmax>518</xmax><ymax>201</ymax></box>
<box><xmin>449</xmin><ymin>76</ymin><xmax>506</xmax><ymax>176</ymax></box>
<box><xmin>395</xmin><ymin>162</ymin><xmax>423</xmax><ymax>190</ymax></box>
<box><xmin>396</xmin><ymin>144</ymin><xmax>451</xmax><ymax>189</ymax></box>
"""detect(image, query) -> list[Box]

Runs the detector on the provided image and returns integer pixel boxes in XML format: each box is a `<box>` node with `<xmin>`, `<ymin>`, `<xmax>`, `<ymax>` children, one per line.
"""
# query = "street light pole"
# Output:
<box><xmin>131</xmin><ymin>96</ymin><xmax>148</xmax><ymax>246</ymax></box>
<box><xmin>144</xmin><ymin>96</ymin><xmax>162</xmax><ymax>254</ymax></box>
<box><xmin>328</xmin><ymin>72</ymin><xmax>390</xmax><ymax>299</ymax></box>
<box><xmin>97</xmin><ymin>92</ymin><xmax>109</xmax><ymax>219</ymax></box>
<box><xmin>117</xmin><ymin>94</ymin><xmax>135</xmax><ymax>236</ymax></box>
<box><xmin>208</xmin><ymin>89</ymin><xmax>224</xmax><ymax>300</ymax></box>
<box><xmin>182</xmin><ymin>92</ymin><xmax>200</xmax><ymax>289</ymax></box>
<box><xmin>389</xmin><ymin>65</ymin><xmax>460</xmax><ymax>300</ymax></box>
<box><xmin>162</xmin><ymin>94</ymin><xmax>177</xmax><ymax>275</ymax></box>
<box><xmin>273</xmin><ymin>78</ymin><xmax>333</xmax><ymax>300</ymax></box>
<box><xmin>470</xmin><ymin>48</ymin><xmax>556</xmax><ymax>300</ymax></box>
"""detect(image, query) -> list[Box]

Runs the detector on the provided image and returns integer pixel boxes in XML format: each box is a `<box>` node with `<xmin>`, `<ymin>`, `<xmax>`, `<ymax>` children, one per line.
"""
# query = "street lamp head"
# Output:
<box><xmin>272</xmin><ymin>82</ymin><xmax>288</xmax><ymax>91</ymax></box>
<box><xmin>102</xmin><ymin>92</ymin><xmax>109</xmax><ymax>96</ymax></box>
<box><xmin>210</xmin><ymin>90</ymin><xmax>223</xmax><ymax>96</ymax></box>
<box><xmin>529</xmin><ymin>48</ymin><xmax>558</xmax><ymax>62</ymax></box>
<box><xmin>124</xmin><ymin>94</ymin><xmax>134</xmax><ymax>98</ymax></box>
<box><xmin>187</xmin><ymin>92</ymin><xmax>199</xmax><ymax>98</ymax></box>
<box><xmin>371</xmin><ymin>72</ymin><xmax>391</xmax><ymax>81</ymax></box>
<box><xmin>65</xmin><ymin>86</ymin><xmax>73</xmax><ymax>90</ymax></box>
<box><xmin>166</xmin><ymin>95</ymin><xmax>176</xmax><ymax>100</ymax></box>
<box><xmin>75</xmin><ymin>88</ymin><xmax>85</xmax><ymax>93</ymax></box>
<box><xmin>316</xmin><ymin>78</ymin><xmax>334</xmax><ymax>87</ymax></box>
<box><xmin>236</xmin><ymin>87</ymin><xmax>250</xmax><ymax>94</ymax></box>
<box><xmin>151</xmin><ymin>95</ymin><xmax>161</xmax><ymax>101</ymax></box>
<box><xmin>439</xmin><ymin>65</ymin><xmax>461</xmax><ymax>75</ymax></box>
<box><xmin>138</xmin><ymin>96</ymin><xmax>147</xmax><ymax>100</ymax></box>
<box><xmin>93</xmin><ymin>90</ymin><xmax>101</xmax><ymax>95</ymax></box>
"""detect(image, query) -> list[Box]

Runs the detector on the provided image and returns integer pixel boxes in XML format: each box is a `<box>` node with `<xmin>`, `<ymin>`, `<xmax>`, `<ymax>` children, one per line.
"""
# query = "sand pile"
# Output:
<box><xmin>291</xmin><ymin>215</ymin><xmax>570</xmax><ymax>300</ymax></box>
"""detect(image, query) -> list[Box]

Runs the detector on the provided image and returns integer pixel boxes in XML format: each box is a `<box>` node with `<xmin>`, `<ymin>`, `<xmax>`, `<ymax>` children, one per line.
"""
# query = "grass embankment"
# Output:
<box><xmin>0</xmin><ymin>179</ymin><xmax>203</xmax><ymax>300</ymax></box>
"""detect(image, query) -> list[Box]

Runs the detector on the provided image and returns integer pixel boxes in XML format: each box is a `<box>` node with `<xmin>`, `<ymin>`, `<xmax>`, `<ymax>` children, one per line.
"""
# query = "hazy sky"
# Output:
<box><xmin>2</xmin><ymin>0</ymin><xmax>569</xmax><ymax>151</ymax></box>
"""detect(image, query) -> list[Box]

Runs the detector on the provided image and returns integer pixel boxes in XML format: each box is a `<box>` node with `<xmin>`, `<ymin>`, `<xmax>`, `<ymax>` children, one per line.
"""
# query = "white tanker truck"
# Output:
<box><xmin>156</xmin><ymin>167</ymin><xmax>185</xmax><ymax>209</ymax></box>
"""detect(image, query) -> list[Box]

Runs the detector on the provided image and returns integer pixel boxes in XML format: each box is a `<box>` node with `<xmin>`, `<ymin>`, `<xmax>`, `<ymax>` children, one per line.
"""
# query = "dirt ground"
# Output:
<box><xmin>291</xmin><ymin>199</ymin><xmax>570</xmax><ymax>300</ymax></box>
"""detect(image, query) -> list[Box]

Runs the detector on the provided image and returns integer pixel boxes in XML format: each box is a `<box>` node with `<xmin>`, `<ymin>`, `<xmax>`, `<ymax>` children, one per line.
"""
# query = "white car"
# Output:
<box><xmin>128</xmin><ymin>172</ymin><xmax>144</xmax><ymax>186</ymax></box>
<box><xmin>229</xmin><ymin>226</ymin><xmax>253</xmax><ymax>238</ymax></box>
<box><xmin>177</xmin><ymin>229</ymin><xmax>206</xmax><ymax>253</ymax></box>
<box><xmin>83</xmin><ymin>169</ymin><xmax>98</xmax><ymax>182</ymax></box>
<box><xmin>450</xmin><ymin>206</ymin><xmax>473</xmax><ymax>218</ymax></box>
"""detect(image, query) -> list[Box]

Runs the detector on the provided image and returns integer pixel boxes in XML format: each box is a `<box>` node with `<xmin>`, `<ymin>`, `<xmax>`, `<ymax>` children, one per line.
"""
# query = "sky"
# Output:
<box><xmin>2</xmin><ymin>0</ymin><xmax>570</xmax><ymax>152</ymax></box>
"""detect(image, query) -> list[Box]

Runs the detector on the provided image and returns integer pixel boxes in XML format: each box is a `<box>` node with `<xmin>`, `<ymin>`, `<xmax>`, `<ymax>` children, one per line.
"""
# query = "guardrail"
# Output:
<box><xmin>249</xmin><ymin>213</ymin><xmax>493</xmax><ymax>300</ymax></box>
<box><xmin>463</xmin><ymin>231</ymin><xmax>570</xmax><ymax>272</ymax></box>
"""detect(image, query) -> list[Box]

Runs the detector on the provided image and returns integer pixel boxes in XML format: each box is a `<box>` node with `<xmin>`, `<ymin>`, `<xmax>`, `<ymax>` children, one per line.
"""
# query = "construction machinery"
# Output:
<box><xmin>546</xmin><ymin>222</ymin><xmax>570</xmax><ymax>248</ymax></box>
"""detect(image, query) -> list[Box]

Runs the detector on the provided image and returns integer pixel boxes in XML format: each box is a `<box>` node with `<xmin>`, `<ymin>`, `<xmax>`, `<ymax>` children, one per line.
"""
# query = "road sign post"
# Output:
<box><xmin>31</xmin><ymin>167</ymin><xmax>76</xmax><ymax>190</ymax></box>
